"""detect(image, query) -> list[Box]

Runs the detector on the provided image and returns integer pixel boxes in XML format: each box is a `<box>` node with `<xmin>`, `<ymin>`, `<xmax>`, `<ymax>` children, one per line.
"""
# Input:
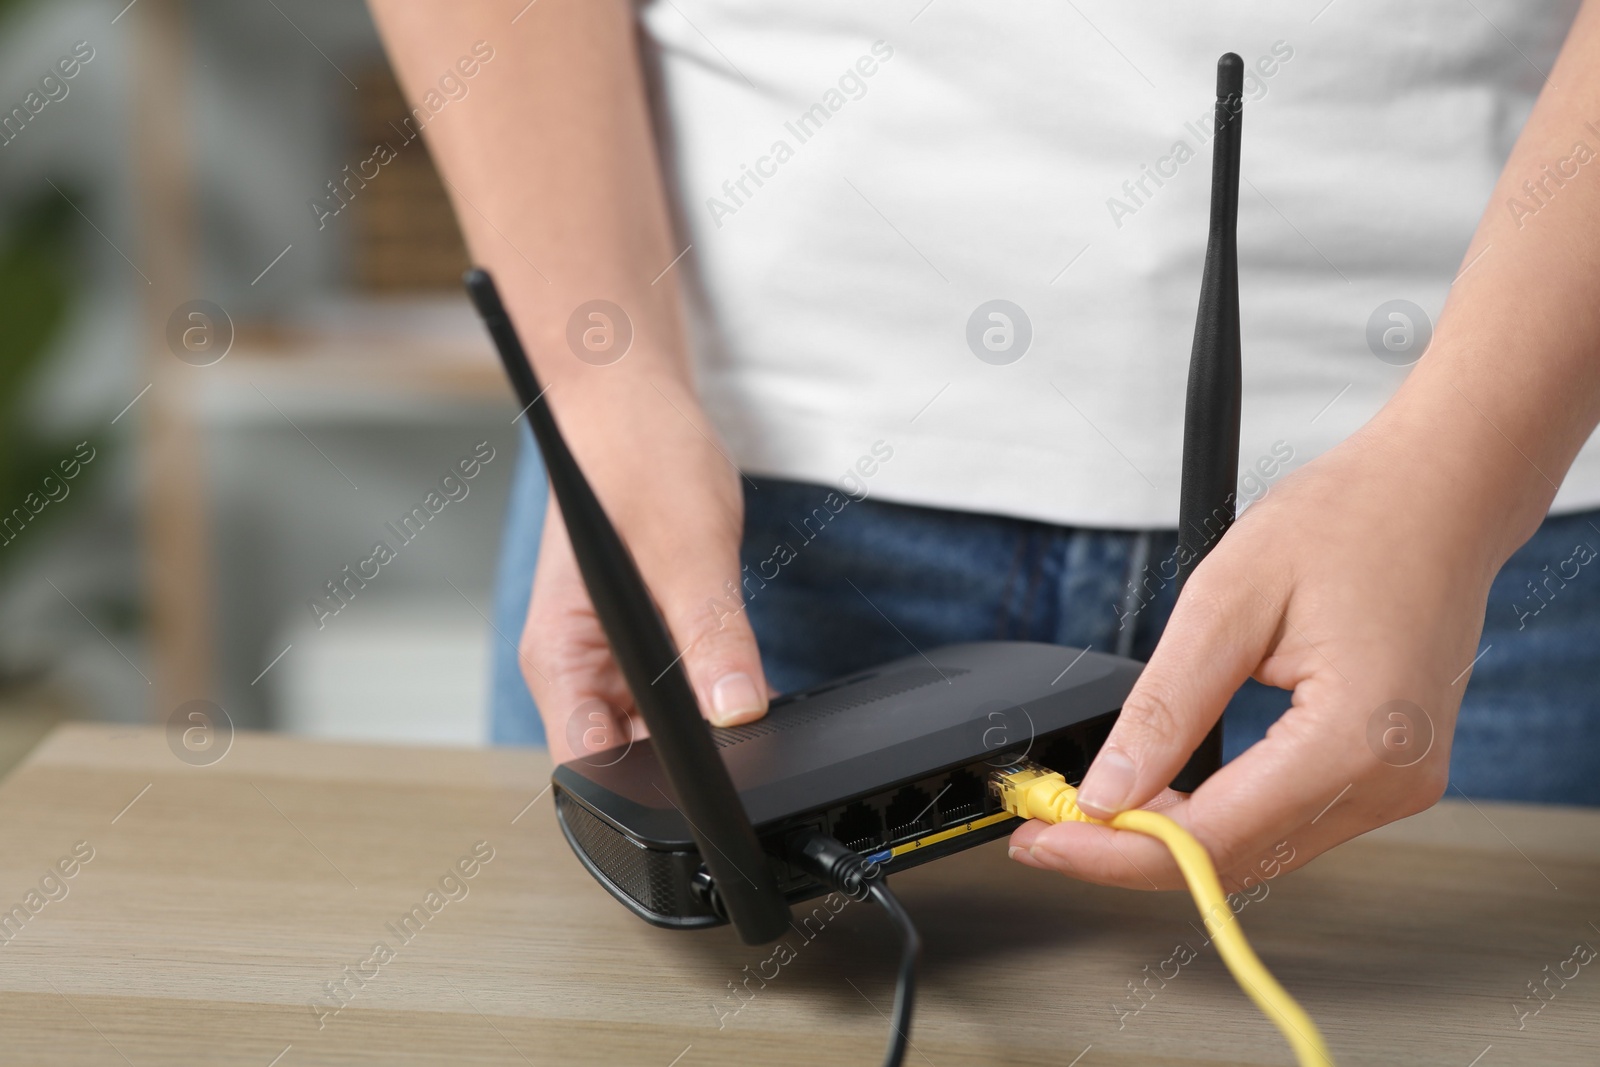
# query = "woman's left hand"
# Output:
<box><xmin>1008</xmin><ymin>422</ymin><xmax>1503</xmax><ymax>891</ymax></box>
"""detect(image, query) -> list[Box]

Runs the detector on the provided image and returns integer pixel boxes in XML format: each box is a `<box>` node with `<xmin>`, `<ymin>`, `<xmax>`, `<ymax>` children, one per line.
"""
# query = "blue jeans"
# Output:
<box><xmin>491</xmin><ymin>447</ymin><xmax>1600</xmax><ymax>805</ymax></box>
<box><xmin>487</xmin><ymin>426</ymin><xmax>549</xmax><ymax>747</ymax></box>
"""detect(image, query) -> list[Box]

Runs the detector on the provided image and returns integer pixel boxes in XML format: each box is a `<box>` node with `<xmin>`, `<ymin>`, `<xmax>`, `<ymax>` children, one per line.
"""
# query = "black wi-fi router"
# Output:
<box><xmin>468</xmin><ymin>56</ymin><xmax>1246</xmax><ymax>949</ymax></box>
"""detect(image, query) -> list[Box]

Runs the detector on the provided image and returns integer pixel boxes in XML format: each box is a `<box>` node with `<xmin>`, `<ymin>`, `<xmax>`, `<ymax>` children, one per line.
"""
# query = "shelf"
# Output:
<box><xmin>187</xmin><ymin>295</ymin><xmax>515</xmax><ymax>424</ymax></box>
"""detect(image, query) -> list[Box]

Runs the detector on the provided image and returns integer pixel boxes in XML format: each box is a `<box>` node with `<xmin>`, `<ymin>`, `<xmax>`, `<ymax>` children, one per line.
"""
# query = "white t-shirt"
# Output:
<box><xmin>638</xmin><ymin>0</ymin><xmax>1595</xmax><ymax>528</ymax></box>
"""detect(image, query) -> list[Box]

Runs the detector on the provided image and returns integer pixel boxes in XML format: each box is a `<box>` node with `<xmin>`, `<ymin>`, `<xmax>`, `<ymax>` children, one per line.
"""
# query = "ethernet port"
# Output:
<box><xmin>1039</xmin><ymin>734</ymin><xmax>1088</xmax><ymax>785</ymax></box>
<box><xmin>884</xmin><ymin>786</ymin><xmax>935</xmax><ymax>843</ymax></box>
<box><xmin>1083</xmin><ymin>717</ymin><xmax>1115</xmax><ymax>763</ymax></box>
<box><xmin>938</xmin><ymin>769</ymin><xmax>986</xmax><ymax>823</ymax></box>
<box><xmin>831</xmin><ymin>801</ymin><xmax>883</xmax><ymax>853</ymax></box>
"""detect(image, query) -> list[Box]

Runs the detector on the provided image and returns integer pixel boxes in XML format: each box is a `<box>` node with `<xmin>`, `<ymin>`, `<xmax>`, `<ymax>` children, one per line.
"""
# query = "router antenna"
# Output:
<box><xmin>465</xmin><ymin>269</ymin><xmax>791</xmax><ymax>945</ymax></box>
<box><xmin>1171</xmin><ymin>53</ymin><xmax>1243</xmax><ymax>792</ymax></box>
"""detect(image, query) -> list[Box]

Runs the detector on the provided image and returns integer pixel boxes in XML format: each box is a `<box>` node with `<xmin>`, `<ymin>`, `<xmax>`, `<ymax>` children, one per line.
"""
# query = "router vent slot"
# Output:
<box><xmin>558</xmin><ymin>793</ymin><xmax>679</xmax><ymax>915</ymax></box>
<box><xmin>713</xmin><ymin>666</ymin><xmax>968</xmax><ymax>748</ymax></box>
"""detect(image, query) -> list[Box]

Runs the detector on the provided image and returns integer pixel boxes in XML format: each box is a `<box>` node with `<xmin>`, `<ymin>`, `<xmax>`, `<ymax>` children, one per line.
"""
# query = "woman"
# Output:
<box><xmin>370</xmin><ymin>0</ymin><xmax>1600</xmax><ymax>892</ymax></box>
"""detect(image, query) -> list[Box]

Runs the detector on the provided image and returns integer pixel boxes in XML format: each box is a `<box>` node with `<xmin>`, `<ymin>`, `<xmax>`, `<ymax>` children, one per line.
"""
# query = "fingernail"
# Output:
<box><xmin>710</xmin><ymin>672</ymin><xmax>764</xmax><ymax>726</ymax></box>
<box><xmin>1007</xmin><ymin>846</ymin><xmax>1023</xmax><ymax>861</ymax></box>
<box><xmin>1078</xmin><ymin>749</ymin><xmax>1137</xmax><ymax>817</ymax></box>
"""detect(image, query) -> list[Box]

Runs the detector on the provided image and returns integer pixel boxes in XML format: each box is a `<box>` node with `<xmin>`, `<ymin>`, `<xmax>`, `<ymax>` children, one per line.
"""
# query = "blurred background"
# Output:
<box><xmin>0</xmin><ymin>0</ymin><xmax>520</xmax><ymax>773</ymax></box>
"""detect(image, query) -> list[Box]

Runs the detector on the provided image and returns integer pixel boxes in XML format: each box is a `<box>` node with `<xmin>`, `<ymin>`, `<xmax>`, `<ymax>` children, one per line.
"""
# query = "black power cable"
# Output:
<box><xmin>862</xmin><ymin>880</ymin><xmax>919</xmax><ymax>1067</ymax></box>
<box><xmin>787</xmin><ymin>830</ymin><xmax>921</xmax><ymax>1067</ymax></box>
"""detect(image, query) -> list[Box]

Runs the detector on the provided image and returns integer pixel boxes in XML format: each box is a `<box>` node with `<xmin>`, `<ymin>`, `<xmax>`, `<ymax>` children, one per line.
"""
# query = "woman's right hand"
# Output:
<box><xmin>366</xmin><ymin>0</ymin><xmax>772</xmax><ymax>760</ymax></box>
<box><xmin>521</xmin><ymin>375</ymin><xmax>771</xmax><ymax>763</ymax></box>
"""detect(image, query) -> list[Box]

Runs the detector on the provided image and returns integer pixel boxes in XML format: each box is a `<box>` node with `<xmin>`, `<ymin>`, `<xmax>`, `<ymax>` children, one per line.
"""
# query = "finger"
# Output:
<box><xmin>1020</xmin><ymin>693</ymin><xmax>1443</xmax><ymax>891</ymax></box>
<box><xmin>1008</xmin><ymin>788</ymin><xmax>1193</xmax><ymax>889</ymax></box>
<box><xmin>525</xmin><ymin>507</ymin><xmax>636</xmax><ymax>761</ymax></box>
<box><xmin>1017</xmin><ymin>805</ymin><xmax>1312</xmax><ymax>897</ymax></box>
<box><xmin>1012</xmin><ymin>816</ymin><xmax>1187</xmax><ymax>888</ymax></box>
<box><xmin>1076</xmin><ymin>546</ymin><xmax>1285</xmax><ymax>820</ymax></box>
<box><xmin>656</xmin><ymin>548</ymin><xmax>771</xmax><ymax>727</ymax></box>
<box><xmin>571</xmin><ymin>378</ymin><xmax>771</xmax><ymax>728</ymax></box>
<box><xmin>1176</xmin><ymin>692</ymin><xmax>1449</xmax><ymax>876</ymax></box>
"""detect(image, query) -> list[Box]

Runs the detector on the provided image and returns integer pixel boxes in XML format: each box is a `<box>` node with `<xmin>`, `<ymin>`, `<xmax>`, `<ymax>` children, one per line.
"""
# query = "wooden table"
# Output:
<box><xmin>1</xmin><ymin>724</ymin><xmax>1596</xmax><ymax>1066</ymax></box>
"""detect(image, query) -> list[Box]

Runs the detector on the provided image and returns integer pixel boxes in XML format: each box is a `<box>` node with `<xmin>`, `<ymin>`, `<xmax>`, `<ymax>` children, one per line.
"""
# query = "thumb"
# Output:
<box><xmin>1076</xmin><ymin>558</ymin><xmax>1279</xmax><ymax>818</ymax></box>
<box><xmin>656</xmin><ymin>556</ymin><xmax>770</xmax><ymax>728</ymax></box>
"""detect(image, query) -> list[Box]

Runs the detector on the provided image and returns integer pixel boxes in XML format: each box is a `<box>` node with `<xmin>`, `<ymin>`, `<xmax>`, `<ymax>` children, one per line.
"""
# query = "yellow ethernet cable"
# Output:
<box><xmin>990</xmin><ymin>760</ymin><xmax>1334</xmax><ymax>1067</ymax></box>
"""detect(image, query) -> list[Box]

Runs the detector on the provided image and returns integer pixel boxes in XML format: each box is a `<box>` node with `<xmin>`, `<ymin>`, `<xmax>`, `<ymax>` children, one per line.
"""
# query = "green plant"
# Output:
<box><xmin>0</xmin><ymin>186</ymin><xmax>84</xmax><ymax>567</ymax></box>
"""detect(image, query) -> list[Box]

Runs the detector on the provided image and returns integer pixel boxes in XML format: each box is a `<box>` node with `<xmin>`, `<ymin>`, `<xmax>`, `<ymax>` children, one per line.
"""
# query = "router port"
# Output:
<box><xmin>1039</xmin><ymin>734</ymin><xmax>1088</xmax><ymax>785</ymax></box>
<box><xmin>937</xmin><ymin>769</ymin><xmax>986</xmax><ymax>823</ymax></box>
<box><xmin>1084</xmin><ymin>716</ymin><xmax>1114</xmax><ymax>756</ymax></box>
<box><xmin>884</xmin><ymin>786</ymin><xmax>936</xmax><ymax>842</ymax></box>
<box><xmin>831</xmin><ymin>801</ymin><xmax>883</xmax><ymax>853</ymax></box>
